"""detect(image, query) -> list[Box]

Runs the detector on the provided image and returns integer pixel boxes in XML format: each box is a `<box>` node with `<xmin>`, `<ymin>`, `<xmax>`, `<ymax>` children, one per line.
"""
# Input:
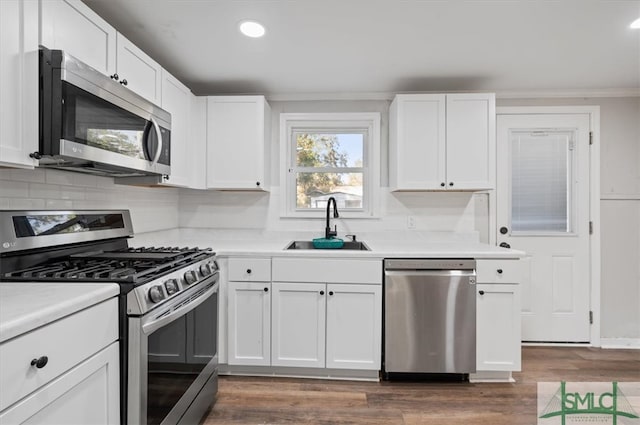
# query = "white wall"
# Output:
<box><xmin>498</xmin><ymin>96</ymin><xmax>640</xmax><ymax>340</ymax></box>
<box><xmin>178</xmin><ymin>99</ymin><xmax>487</xmax><ymax>240</ymax></box>
<box><xmin>0</xmin><ymin>168</ymin><xmax>179</xmax><ymax>233</ymax></box>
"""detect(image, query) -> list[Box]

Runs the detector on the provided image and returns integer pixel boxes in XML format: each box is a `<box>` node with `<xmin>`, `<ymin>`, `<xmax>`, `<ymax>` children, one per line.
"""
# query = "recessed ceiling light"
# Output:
<box><xmin>631</xmin><ymin>18</ymin><xmax>640</xmax><ymax>29</ymax></box>
<box><xmin>239</xmin><ymin>21</ymin><xmax>266</xmax><ymax>38</ymax></box>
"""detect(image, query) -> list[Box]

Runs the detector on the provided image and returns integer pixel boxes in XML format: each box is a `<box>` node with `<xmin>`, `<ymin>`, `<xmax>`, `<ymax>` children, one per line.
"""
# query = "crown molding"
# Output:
<box><xmin>264</xmin><ymin>88</ymin><xmax>640</xmax><ymax>102</ymax></box>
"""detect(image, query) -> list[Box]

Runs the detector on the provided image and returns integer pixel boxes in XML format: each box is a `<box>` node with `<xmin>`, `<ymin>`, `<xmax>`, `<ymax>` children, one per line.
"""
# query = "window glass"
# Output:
<box><xmin>293</xmin><ymin>132</ymin><xmax>365</xmax><ymax>211</ymax></box>
<box><xmin>295</xmin><ymin>133</ymin><xmax>363</xmax><ymax>168</ymax></box>
<box><xmin>296</xmin><ymin>172</ymin><xmax>364</xmax><ymax>209</ymax></box>
<box><xmin>510</xmin><ymin>130</ymin><xmax>574</xmax><ymax>233</ymax></box>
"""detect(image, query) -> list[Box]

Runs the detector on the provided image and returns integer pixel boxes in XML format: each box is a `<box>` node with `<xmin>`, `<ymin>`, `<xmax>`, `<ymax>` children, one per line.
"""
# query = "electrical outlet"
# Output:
<box><xmin>407</xmin><ymin>215</ymin><xmax>416</xmax><ymax>229</ymax></box>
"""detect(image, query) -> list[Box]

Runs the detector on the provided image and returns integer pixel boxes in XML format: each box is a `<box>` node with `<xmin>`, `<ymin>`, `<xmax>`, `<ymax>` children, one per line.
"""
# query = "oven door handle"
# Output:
<box><xmin>142</xmin><ymin>277</ymin><xmax>219</xmax><ymax>335</ymax></box>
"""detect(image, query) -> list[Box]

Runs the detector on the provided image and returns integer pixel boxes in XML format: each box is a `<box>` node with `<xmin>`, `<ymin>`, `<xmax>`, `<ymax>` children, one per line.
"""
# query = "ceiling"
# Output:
<box><xmin>82</xmin><ymin>0</ymin><xmax>640</xmax><ymax>98</ymax></box>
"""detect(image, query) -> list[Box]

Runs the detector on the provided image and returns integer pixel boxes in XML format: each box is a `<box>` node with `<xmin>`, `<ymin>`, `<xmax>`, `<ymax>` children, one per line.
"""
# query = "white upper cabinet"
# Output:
<box><xmin>41</xmin><ymin>0</ymin><xmax>161</xmax><ymax>104</ymax></box>
<box><xmin>115</xmin><ymin>33</ymin><xmax>162</xmax><ymax>104</ymax></box>
<box><xmin>389</xmin><ymin>94</ymin><xmax>446</xmax><ymax>190</ymax></box>
<box><xmin>0</xmin><ymin>0</ymin><xmax>39</xmax><ymax>168</ymax></box>
<box><xmin>389</xmin><ymin>93</ymin><xmax>496</xmax><ymax>191</ymax></box>
<box><xmin>206</xmin><ymin>96</ymin><xmax>271</xmax><ymax>191</ymax></box>
<box><xmin>445</xmin><ymin>94</ymin><xmax>496</xmax><ymax>190</ymax></box>
<box><xmin>40</xmin><ymin>0</ymin><xmax>117</xmax><ymax>76</ymax></box>
<box><xmin>158</xmin><ymin>69</ymin><xmax>194</xmax><ymax>188</ymax></box>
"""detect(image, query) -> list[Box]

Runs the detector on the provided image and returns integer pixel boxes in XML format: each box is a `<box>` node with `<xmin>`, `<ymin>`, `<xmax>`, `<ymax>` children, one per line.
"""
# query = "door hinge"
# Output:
<box><xmin>589</xmin><ymin>311</ymin><xmax>594</xmax><ymax>324</ymax></box>
<box><xmin>589</xmin><ymin>221</ymin><xmax>593</xmax><ymax>235</ymax></box>
<box><xmin>589</xmin><ymin>131</ymin><xmax>593</xmax><ymax>145</ymax></box>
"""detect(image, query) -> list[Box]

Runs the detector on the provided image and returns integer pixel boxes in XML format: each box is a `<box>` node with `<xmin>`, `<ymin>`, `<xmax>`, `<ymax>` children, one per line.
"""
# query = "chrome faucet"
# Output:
<box><xmin>325</xmin><ymin>196</ymin><xmax>339</xmax><ymax>239</ymax></box>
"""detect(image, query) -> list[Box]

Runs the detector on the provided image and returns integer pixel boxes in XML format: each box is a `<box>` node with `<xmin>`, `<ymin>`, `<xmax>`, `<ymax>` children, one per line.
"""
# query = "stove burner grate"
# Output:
<box><xmin>3</xmin><ymin>247</ymin><xmax>214</xmax><ymax>284</ymax></box>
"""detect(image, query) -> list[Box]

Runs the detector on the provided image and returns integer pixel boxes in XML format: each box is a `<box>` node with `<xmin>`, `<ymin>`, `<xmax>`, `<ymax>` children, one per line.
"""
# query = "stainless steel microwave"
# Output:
<box><xmin>36</xmin><ymin>46</ymin><xmax>171</xmax><ymax>177</ymax></box>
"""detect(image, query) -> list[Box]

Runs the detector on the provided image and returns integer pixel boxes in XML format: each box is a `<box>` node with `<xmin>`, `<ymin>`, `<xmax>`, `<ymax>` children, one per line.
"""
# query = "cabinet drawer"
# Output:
<box><xmin>0</xmin><ymin>298</ymin><xmax>118</xmax><ymax>411</ymax></box>
<box><xmin>476</xmin><ymin>259</ymin><xmax>522</xmax><ymax>283</ymax></box>
<box><xmin>228</xmin><ymin>258</ymin><xmax>271</xmax><ymax>281</ymax></box>
<box><xmin>272</xmin><ymin>258</ymin><xmax>382</xmax><ymax>284</ymax></box>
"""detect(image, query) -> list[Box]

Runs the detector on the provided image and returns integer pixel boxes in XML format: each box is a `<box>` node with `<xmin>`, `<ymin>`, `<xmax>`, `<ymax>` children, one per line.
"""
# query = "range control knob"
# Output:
<box><xmin>164</xmin><ymin>278</ymin><xmax>179</xmax><ymax>295</ymax></box>
<box><xmin>199</xmin><ymin>263</ymin><xmax>211</xmax><ymax>277</ymax></box>
<box><xmin>184</xmin><ymin>270</ymin><xmax>198</xmax><ymax>285</ymax></box>
<box><xmin>148</xmin><ymin>285</ymin><xmax>166</xmax><ymax>303</ymax></box>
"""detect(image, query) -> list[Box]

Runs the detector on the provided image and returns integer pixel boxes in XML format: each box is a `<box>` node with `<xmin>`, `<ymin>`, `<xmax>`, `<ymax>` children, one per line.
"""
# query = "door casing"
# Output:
<box><xmin>493</xmin><ymin>106</ymin><xmax>601</xmax><ymax>346</ymax></box>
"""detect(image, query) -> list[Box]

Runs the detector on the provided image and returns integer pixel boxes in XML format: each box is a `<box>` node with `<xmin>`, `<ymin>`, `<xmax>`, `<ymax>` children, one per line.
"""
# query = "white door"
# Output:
<box><xmin>497</xmin><ymin>113</ymin><xmax>592</xmax><ymax>342</ymax></box>
<box><xmin>271</xmin><ymin>282</ymin><xmax>326</xmax><ymax>368</ymax></box>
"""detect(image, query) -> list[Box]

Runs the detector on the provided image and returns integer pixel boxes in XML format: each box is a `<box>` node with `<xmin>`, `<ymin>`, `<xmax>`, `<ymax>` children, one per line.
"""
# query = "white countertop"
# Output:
<box><xmin>0</xmin><ymin>282</ymin><xmax>119</xmax><ymax>343</ymax></box>
<box><xmin>132</xmin><ymin>228</ymin><xmax>524</xmax><ymax>259</ymax></box>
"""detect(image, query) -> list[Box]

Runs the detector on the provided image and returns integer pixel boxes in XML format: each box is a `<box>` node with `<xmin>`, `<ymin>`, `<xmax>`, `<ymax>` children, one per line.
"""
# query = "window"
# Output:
<box><xmin>509</xmin><ymin>129</ymin><xmax>576</xmax><ymax>233</ymax></box>
<box><xmin>280</xmin><ymin>113</ymin><xmax>380</xmax><ymax>218</ymax></box>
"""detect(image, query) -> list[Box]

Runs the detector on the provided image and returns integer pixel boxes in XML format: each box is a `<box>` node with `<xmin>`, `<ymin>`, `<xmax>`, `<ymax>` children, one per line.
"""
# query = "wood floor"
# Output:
<box><xmin>202</xmin><ymin>347</ymin><xmax>640</xmax><ymax>425</ymax></box>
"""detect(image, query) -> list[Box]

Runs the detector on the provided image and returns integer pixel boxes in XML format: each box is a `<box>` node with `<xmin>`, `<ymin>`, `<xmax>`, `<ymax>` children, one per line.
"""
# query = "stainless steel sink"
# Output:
<box><xmin>284</xmin><ymin>240</ymin><xmax>371</xmax><ymax>251</ymax></box>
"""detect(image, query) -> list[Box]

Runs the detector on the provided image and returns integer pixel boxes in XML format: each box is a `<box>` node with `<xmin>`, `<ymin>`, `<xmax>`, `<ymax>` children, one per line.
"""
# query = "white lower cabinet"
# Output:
<box><xmin>271</xmin><ymin>282</ymin><xmax>326</xmax><ymax>368</ymax></box>
<box><xmin>0</xmin><ymin>297</ymin><xmax>119</xmax><ymax>424</ymax></box>
<box><xmin>325</xmin><ymin>284</ymin><xmax>382</xmax><ymax>370</ymax></box>
<box><xmin>269</xmin><ymin>282</ymin><xmax>382</xmax><ymax>370</ymax></box>
<box><xmin>227</xmin><ymin>281</ymin><xmax>271</xmax><ymax>366</ymax></box>
<box><xmin>476</xmin><ymin>283</ymin><xmax>521</xmax><ymax>371</ymax></box>
<box><xmin>225</xmin><ymin>257</ymin><xmax>383</xmax><ymax>373</ymax></box>
<box><xmin>0</xmin><ymin>342</ymin><xmax>119</xmax><ymax>425</ymax></box>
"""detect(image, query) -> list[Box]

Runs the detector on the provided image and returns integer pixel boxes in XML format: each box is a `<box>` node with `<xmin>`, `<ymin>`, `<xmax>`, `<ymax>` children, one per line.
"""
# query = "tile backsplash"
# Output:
<box><xmin>0</xmin><ymin>168</ymin><xmax>179</xmax><ymax>233</ymax></box>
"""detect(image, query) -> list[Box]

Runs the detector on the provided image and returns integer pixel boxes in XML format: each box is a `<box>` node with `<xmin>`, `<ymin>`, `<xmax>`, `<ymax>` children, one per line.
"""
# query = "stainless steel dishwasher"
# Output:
<box><xmin>383</xmin><ymin>259</ymin><xmax>477</xmax><ymax>377</ymax></box>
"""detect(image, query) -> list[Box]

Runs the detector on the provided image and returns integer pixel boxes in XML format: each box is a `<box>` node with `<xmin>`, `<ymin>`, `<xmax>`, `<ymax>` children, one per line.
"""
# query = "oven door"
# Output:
<box><xmin>128</xmin><ymin>274</ymin><xmax>219</xmax><ymax>425</ymax></box>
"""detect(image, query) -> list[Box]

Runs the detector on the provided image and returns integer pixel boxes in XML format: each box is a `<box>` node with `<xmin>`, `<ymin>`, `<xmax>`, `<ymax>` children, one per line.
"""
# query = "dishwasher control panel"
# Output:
<box><xmin>384</xmin><ymin>258</ymin><xmax>476</xmax><ymax>270</ymax></box>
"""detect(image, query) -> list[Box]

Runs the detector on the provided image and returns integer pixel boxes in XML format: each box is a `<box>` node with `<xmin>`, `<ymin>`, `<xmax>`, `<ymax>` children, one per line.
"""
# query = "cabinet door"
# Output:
<box><xmin>227</xmin><ymin>281</ymin><xmax>271</xmax><ymax>366</ymax></box>
<box><xmin>40</xmin><ymin>0</ymin><xmax>116</xmax><ymax>76</ymax></box>
<box><xmin>326</xmin><ymin>284</ymin><xmax>381</xmax><ymax>370</ymax></box>
<box><xmin>271</xmin><ymin>282</ymin><xmax>326</xmax><ymax>368</ymax></box>
<box><xmin>115</xmin><ymin>33</ymin><xmax>162</xmax><ymax>104</ymax></box>
<box><xmin>206</xmin><ymin>96</ymin><xmax>270</xmax><ymax>190</ymax></box>
<box><xmin>476</xmin><ymin>283</ymin><xmax>521</xmax><ymax>371</ymax></box>
<box><xmin>0</xmin><ymin>342</ymin><xmax>119</xmax><ymax>425</ymax></box>
<box><xmin>0</xmin><ymin>0</ymin><xmax>38</xmax><ymax>168</ymax></box>
<box><xmin>445</xmin><ymin>93</ymin><xmax>495</xmax><ymax>190</ymax></box>
<box><xmin>389</xmin><ymin>94</ymin><xmax>446</xmax><ymax>190</ymax></box>
<box><xmin>159</xmin><ymin>69</ymin><xmax>192</xmax><ymax>187</ymax></box>
<box><xmin>187</xmin><ymin>95</ymin><xmax>207</xmax><ymax>189</ymax></box>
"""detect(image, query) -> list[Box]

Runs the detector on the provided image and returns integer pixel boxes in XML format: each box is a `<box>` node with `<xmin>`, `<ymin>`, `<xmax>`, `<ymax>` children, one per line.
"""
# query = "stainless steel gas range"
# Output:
<box><xmin>0</xmin><ymin>210</ymin><xmax>219</xmax><ymax>425</ymax></box>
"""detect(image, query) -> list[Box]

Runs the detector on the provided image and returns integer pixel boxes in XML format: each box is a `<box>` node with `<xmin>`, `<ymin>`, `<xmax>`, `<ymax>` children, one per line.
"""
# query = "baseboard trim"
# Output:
<box><xmin>469</xmin><ymin>371</ymin><xmax>515</xmax><ymax>383</ymax></box>
<box><xmin>600</xmin><ymin>338</ymin><xmax>640</xmax><ymax>349</ymax></box>
<box><xmin>522</xmin><ymin>342</ymin><xmax>592</xmax><ymax>347</ymax></box>
<box><xmin>218</xmin><ymin>364</ymin><xmax>380</xmax><ymax>381</ymax></box>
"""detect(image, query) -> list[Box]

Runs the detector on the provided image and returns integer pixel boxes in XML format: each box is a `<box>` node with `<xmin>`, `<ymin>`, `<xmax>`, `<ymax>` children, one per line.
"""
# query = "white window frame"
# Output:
<box><xmin>279</xmin><ymin>112</ymin><xmax>381</xmax><ymax>218</ymax></box>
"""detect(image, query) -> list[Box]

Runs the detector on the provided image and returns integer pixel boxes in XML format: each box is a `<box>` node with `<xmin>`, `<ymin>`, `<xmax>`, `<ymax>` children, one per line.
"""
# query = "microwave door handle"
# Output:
<box><xmin>149</xmin><ymin>116</ymin><xmax>163</xmax><ymax>165</ymax></box>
